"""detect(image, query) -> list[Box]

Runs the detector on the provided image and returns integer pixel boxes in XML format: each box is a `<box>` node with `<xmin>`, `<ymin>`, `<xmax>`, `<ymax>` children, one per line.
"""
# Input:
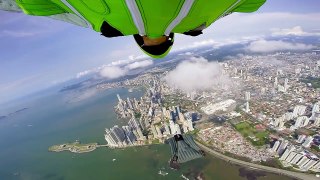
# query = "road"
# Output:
<box><xmin>195</xmin><ymin>141</ymin><xmax>318</xmax><ymax>180</ymax></box>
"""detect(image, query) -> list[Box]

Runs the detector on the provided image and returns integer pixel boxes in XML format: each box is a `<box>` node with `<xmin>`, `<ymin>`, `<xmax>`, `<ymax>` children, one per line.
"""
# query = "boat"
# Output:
<box><xmin>158</xmin><ymin>170</ymin><xmax>168</xmax><ymax>176</ymax></box>
<box><xmin>181</xmin><ymin>174</ymin><xmax>189</xmax><ymax>180</ymax></box>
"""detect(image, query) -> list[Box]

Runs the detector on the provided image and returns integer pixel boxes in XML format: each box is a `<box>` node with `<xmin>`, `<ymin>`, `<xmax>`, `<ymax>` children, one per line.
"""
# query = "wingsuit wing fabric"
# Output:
<box><xmin>1</xmin><ymin>0</ymin><xmax>266</xmax><ymax>37</ymax></box>
<box><xmin>0</xmin><ymin>0</ymin><xmax>266</xmax><ymax>57</ymax></box>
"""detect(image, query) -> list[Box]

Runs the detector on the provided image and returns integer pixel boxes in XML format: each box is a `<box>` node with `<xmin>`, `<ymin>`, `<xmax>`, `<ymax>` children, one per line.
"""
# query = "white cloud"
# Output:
<box><xmin>100</xmin><ymin>66</ymin><xmax>128</xmax><ymax>79</ymax></box>
<box><xmin>271</xmin><ymin>26</ymin><xmax>320</xmax><ymax>36</ymax></box>
<box><xmin>125</xmin><ymin>59</ymin><xmax>153</xmax><ymax>70</ymax></box>
<box><xmin>246</xmin><ymin>39</ymin><xmax>315</xmax><ymax>53</ymax></box>
<box><xmin>164</xmin><ymin>57</ymin><xmax>231</xmax><ymax>92</ymax></box>
<box><xmin>76</xmin><ymin>70</ymin><xmax>92</xmax><ymax>78</ymax></box>
<box><xmin>174</xmin><ymin>12</ymin><xmax>320</xmax><ymax>51</ymax></box>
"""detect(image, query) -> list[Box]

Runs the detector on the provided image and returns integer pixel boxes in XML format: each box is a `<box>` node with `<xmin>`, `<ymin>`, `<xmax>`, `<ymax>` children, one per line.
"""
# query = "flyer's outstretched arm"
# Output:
<box><xmin>0</xmin><ymin>0</ymin><xmax>88</xmax><ymax>28</ymax></box>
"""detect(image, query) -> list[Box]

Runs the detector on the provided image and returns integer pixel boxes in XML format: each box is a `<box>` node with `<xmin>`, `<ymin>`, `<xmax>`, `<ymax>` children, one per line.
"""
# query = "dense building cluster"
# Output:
<box><xmin>106</xmin><ymin>77</ymin><xmax>195</xmax><ymax>148</ymax></box>
<box><xmin>102</xmin><ymin>51</ymin><xmax>320</xmax><ymax>175</ymax></box>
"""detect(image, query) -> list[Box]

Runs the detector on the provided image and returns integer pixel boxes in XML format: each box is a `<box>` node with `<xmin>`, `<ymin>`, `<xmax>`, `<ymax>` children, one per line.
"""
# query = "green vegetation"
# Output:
<box><xmin>134</xmin><ymin>112</ymin><xmax>141</xmax><ymax>119</ymax></box>
<box><xmin>49</xmin><ymin>141</ymin><xmax>98</xmax><ymax>153</ymax></box>
<box><xmin>234</xmin><ymin>121</ymin><xmax>269</xmax><ymax>146</ymax></box>
<box><xmin>152</xmin><ymin>139</ymin><xmax>160</xmax><ymax>144</ymax></box>
<box><xmin>301</xmin><ymin>77</ymin><xmax>320</xmax><ymax>88</ymax></box>
<box><xmin>311</xmin><ymin>145</ymin><xmax>320</xmax><ymax>152</ymax></box>
<box><xmin>260</xmin><ymin>159</ymin><xmax>283</xmax><ymax>169</ymax></box>
<box><xmin>188</xmin><ymin>129</ymin><xmax>200</xmax><ymax>135</ymax></box>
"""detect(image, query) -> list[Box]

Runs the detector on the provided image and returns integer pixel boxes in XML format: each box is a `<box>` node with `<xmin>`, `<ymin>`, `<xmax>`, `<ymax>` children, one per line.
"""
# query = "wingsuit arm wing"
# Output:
<box><xmin>0</xmin><ymin>0</ymin><xmax>89</xmax><ymax>28</ymax></box>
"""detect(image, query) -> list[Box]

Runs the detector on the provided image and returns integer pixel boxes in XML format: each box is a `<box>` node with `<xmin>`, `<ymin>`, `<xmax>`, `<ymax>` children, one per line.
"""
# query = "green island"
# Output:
<box><xmin>48</xmin><ymin>141</ymin><xmax>98</xmax><ymax>153</ymax></box>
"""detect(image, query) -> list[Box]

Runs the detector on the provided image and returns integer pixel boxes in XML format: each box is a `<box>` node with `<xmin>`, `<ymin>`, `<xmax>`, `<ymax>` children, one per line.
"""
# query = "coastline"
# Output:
<box><xmin>195</xmin><ymin>140</ymin><xmax>318</xmax><ymax>180</ymax></box>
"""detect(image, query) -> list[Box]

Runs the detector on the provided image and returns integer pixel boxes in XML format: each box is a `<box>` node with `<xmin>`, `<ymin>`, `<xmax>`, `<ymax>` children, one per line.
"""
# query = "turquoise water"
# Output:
<box><xmin>0</xmin><ymin>88</ymin><xmax>294</xmax><ymax>180</ymax></box>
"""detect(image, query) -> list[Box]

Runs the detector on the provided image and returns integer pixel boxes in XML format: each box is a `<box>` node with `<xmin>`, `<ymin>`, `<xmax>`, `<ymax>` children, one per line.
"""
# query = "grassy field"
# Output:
<box><xmin>302</xmin><ymin>77</ymin><xmax>320</xmax><ymax>88</ymax></box>
<box><xmin>234</xmin><ymin>121</ymin><xmax>269</xmax><ymax>146</ymax></box>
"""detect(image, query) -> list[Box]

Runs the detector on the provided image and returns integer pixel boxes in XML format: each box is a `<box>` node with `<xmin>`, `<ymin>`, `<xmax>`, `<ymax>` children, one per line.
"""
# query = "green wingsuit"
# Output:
<box><xmin>1</xmin><ymin>0</ymin><xmax>266</xmax><ymax>58</ymax></box>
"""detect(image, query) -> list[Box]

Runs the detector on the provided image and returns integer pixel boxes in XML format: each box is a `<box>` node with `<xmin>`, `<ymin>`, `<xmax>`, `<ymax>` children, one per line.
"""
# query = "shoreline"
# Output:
<box><xmin>195</xmin><ymin>140</ymin><xmax>318</xmax><ymax>180</ymax></box>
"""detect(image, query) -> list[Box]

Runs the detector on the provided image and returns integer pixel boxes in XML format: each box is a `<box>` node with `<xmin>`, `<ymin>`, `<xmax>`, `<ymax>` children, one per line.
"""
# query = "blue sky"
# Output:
<box><xmin>0</xmin><ymin>0</ymin><xmax>320</xmax><ymax>104</ymax></box>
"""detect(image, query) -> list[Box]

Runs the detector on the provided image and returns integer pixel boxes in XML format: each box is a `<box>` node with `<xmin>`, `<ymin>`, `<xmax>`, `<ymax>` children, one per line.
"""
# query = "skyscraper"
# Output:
<box><xmin>271</xmin><ymin>140</ymin><xmax>280</xmax><ymax>152</ymax></box>
<box><xmin>285</xmin><ymin>151</ymin><xmax>297</xmax><ymax>163</ymax></box>
<box><xmin>297</xmin><ymin>135</ymin><xmax>306</xmax><ymax>143</ymax></box>
<box><xmin>297</xmin><ymin>156</ymin><xmax>310</xmax><ymax>168</ymax></box>
<box><xmin>274</xmin><ymin>77</ymin><xmax>278</xmax><ymax>87</ymax></box>
<box><xmin>284</xmin><ymin>78</ymin><xmax>289</xmax><ymax>92</ymax></box>
<box><xmin>279</xmin><ymin>145</ymin><xmax>295</xmax><ymax>161</ymax></box>
<box><xmin>291</xmin><ymin>153</ymin><xmax>303</xmax><ymax>164</ymax></box>
<box><xmin>187</xmin><ymin>119</ymin><xmax>194</xmax><ymax>131</ymax></box>
<box><xmin>303</xmin><ymin>159</ymin><xmax>317</xmax><ymax>170</ymax></box>
<box><xmin>117</xmin><ymin>94</ymin><xmax>122</xmax><ymax>103</ymax></box>
<box><xmin>245</xmin><ymin>92</ymin><xmax>251</xmax><ymax>101</ymax></box>
<box><xmin>169</xmin><ymin>120</ymin><xmax>176</xmax><ymax>134</ymax></box>
<box><xmin>245</xmin><ymin>102</ymin><xmax>250</xmax><ymax>113</ymax></box>
<box><xmin>302</xmin><ymin>136</ymin><xmax>314</xmax><ymax>148</ymax></box>
<box><xmin>277</xmin><ymin>140</ymin><xmax>288</xmax><ymax>155</ymax></box>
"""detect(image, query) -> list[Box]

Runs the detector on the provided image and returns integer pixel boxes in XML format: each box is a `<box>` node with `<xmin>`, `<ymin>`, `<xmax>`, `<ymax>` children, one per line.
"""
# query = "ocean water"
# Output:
<box><xmin>0</xmin><ymin>88</ymin><xmax>294</xmax><ymax>180</ymax></box>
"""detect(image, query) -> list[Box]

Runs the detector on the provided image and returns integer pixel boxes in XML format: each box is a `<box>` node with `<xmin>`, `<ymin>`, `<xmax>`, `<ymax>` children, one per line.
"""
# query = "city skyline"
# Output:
<box><xmin>1</xmin><ymin>0</ymin><xmax>320</xmax><ymax>103</ymax></box>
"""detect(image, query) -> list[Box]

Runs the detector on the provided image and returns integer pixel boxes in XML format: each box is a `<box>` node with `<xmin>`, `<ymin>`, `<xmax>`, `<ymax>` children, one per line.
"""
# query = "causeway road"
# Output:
<box><xmin>196</xmin><ymin>141</ymin><xmax>318</xmax><ymax>180</ymax></box>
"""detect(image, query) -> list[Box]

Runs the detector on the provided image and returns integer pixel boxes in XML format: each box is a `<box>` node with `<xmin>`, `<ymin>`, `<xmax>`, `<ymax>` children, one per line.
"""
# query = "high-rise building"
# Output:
<box><xmin>285</xmin><ymin>151</ymin><xmax>297</xmax><ymax>163</ymax></box>
<box><xmin>175</xmin><ymin>124</ymin><xmax>181</xmax><ymax>134</ymax></box>
<box><xmin>297</xmin><ymin>156</ymin><xmax>310</xmax><ymax>168</ymax></box>
<box><xmin>170</xmin><ymin>111</ymin><xmax>176</xmax><ymax>122</ymax></box>
<box><xmin>302</xmin><ymin>136</ymin><xmax>314</xmax><ymax>148</ymax></box>
<box><xmin>274</xmin><ymin>77</ymin><xmax>278</xmax><ymax>87</ymax></box>
<box><xmin>300</xmin><ymin>116</ymin><xmax>310</xmax><ymax>127</ymax></box>
<box><xmin>311</xmin><ymin>161</ymin><xmax>320</xmax><ymax>171</ymax></box>
<box><xmin>280</xmin><ymin>145</ymin><xmax>296</xmax><ymax>161</ymax></box>
<box><xmin>182</xmin><ymin>124</ymin><xmax>188</xmax><ymax>133</ymax></box>
<box><xmin>187</xmin><ymin>119</ymin><xmax>194</xmax><ymax>131</ymax></box>
<box><xmin>151</xmin><ymin>125</ymin><xmax>158</xmax><ymax>138</ymax></box>
<box><xmin>178</xmin><ymin>112</ymin><xmax>186</xmax><ymax>122</ymax></box>
<box><xmin>272</xmin><ymin>140</ymin><xmax>280</xmax><ymax>152</ymax></box>
<box><xmin>155</xmin><ymin>125</ymin><xmax>162</xmax><ymax>138</ymax></box>
<box><xmin>111</xmin><ymin>125</ymin><xmax>127</xmax><ymax>146</ymax></box>
<box><xmin>294</xmin><ymin>117</ymin><xmax>304</xmax><ymax>128</ymax></box>
<box><xmin>136</xmin><ymin>127</ymin><xmax>146</xmax><ymax>140</ymax></box>
<box><xmin>245</xmin><ymin>102</ymin><xmax>250</xmax><ymax>113</ymax></box>
<box><xmin>303</xmin><ymin>159</ymin><xmax>317</xmax><ymax>170</ymax></box>
<box><xmin>117</xmin><ymin>94</ymin><xmax>122</xmax><ymax>103</ymax></box>
<box><xmin>163</xmin><ymin>123</ymin><xmax>170</xmax><ymax>135</ymax></box>
<box><xmin>169</xmin><ymin>121</ymin><xmax>176</xmax><ymax>134</ymax></box>
<box><xmin>284</xmin><ymin>78</ymin><xmax>289</xmax><ymax>92</ymax></box>
<box><xmin>105</xmin><ymin>129</ymin><xmax>118</xmax><ymax>147</ymax></box>
<box><xmin>277</xmin><ymin>140</ymin><xmax>288</xmax><ymax>155</ymax></box>
<box><xmin>291</xmin><ymin>153</ymin><xmax>303</xmax><ymax>164</ymax></box>
<box><xmin>245</xmin><ymin>92</ymin><xmax>251</xmax><ymax>101</ymax></box>
<box><xmin>128</xmin><ymin>117</ymin><xmax>140</xmax><ymax>130</ymax></box>
<box><xmin>297</xmin><ymin>135</ymin><xmax>306</xmax><ymax>143</ymax></box>
<box><xmin>191</xmin><ymin>113</ymin><xmax>198</xmax><ymax>122</ymax></box>
<box><xmin>292</xmin><ymin>105</ymin><xmax>306</xmax><ymax>118</ymax></box>
<box><xmin>127</xmin><ymin>97</ymin><xmax>133</xmax><ymax>109</ymax></box>
<box><xmin>314</xmin><ymin>116</ymin><xmax>320</xmax><ymax>126</ymax></box>
<box><xmin>312</xmin><ymin>102</ymin><xmax>320</xmax><ymax>113</ymax></box>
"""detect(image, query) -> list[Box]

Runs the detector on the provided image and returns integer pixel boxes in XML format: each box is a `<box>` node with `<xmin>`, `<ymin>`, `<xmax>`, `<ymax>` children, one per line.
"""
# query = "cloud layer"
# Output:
<box><xmin>99</xmin><ymin>59</ymin><xmax>153</xmax><ymax>79</ymax></box>
<box><xmin>164</xmin><ymin>57</ymin><xmax>231</xmax><ymax>92</ymax></box>
<box><xmin>246</xmin><ymin>40</ymin><xmax>315</xmax><ymax>53</ymax></box>
<box><xmin>100</xmin><ymin>66</ymin><xmax>128</xmax><ymax>79</ymax></box>
<box><xmin>125</xmin><ymin>59</ymin><xmax>153</xmax><ymax>70</ymax></box>
<box><xmin>271</xmin><ymin>26</ymin><xmax>320</xmax><ymax>36</ymax></box>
